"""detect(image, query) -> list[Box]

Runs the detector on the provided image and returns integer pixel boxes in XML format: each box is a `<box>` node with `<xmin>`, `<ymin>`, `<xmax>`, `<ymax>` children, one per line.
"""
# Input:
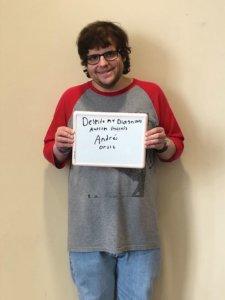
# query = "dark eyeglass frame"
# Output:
<box><xmin>86</xmin><ymin>50</ymin><xmax>121</xmax><ymax>65</ymax></box>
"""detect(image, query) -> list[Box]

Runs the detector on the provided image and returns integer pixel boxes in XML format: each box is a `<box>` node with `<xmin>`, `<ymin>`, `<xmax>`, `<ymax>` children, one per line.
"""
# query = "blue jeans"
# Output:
<box><xmin>69</xmin><ymin>249</ymin><xmax>160</xmax><ymax>300</ymax></box>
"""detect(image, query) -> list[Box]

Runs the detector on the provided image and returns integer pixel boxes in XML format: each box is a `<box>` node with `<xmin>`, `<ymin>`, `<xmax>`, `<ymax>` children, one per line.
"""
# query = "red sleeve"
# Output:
<box><xmin>136</xmin><ymin>80</ymin><xmax>184</xmax><ymax>162</ymax></box>
<box><xmin>43</xmin><ymin>83</ymin><xmax>90</xmax><ymax>168</ymax></box>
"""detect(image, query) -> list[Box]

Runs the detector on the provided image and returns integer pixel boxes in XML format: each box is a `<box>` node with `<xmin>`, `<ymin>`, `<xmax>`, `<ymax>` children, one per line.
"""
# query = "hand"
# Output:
<box><xmin>55</xmin><ymin>126</ymin><xmax>74</xmax><ymax>149</ymax></box>
<box><xmin>145</xmin><ymin>127</ymin><xmax>166</xmax><ymax>150</ymax></box>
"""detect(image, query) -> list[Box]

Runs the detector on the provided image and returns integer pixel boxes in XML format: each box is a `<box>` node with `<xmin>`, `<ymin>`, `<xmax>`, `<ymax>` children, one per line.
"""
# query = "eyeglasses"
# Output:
<box><xmin>86</xmin><ymin>50</ymin><xmax>121</xmax><ymax>65</ymax></box>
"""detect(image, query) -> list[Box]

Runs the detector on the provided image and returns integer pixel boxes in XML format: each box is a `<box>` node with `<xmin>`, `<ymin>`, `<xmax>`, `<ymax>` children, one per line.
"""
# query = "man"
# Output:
<box><xmin>43</xmin><ymin>21</ymin><xmax>184</xmax><ymax>300</ymax></box>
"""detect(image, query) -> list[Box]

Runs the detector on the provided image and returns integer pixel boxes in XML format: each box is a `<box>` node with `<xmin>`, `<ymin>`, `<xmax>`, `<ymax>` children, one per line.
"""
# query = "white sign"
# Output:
<box><xmin>72</xmin><ymin>111</ymin><xmax>148</xmax><ymax>168</ymax></box>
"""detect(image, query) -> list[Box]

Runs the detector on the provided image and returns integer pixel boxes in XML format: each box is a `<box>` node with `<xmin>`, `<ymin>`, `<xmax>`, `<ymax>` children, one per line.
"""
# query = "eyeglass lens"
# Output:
<box><xmin>87</xmin><ymin>51</ymin><xmax>119</xmax><ymax>65</ymax></box>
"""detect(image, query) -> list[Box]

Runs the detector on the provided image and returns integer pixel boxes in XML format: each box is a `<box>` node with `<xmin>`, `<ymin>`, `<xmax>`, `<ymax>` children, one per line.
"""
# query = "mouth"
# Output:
<box><xmin>97</xmin><ymin>67</ymin><xmax>114</xmax><ymax>75</ymax></box>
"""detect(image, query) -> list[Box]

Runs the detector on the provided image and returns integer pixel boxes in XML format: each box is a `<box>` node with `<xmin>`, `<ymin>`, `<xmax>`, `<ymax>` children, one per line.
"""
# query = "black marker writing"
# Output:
<box><xmin>99</xmin><ymin>145</ymin><xmax>116</xmax><ymax>150</ymax></box>
<box><xmin>117</xmin><ymin>119</ymin><xmax>143</xmax><ymax>125</ymax></box>
<box><xmin>110</xmin><ymin>126</ymin><xmax>128</xmax><ymax>131</ymax></box>
<box><xmin>82</xmin><ymin>117</ymin><xmax>105</xmax><ymax>126</ymax></box>
<box><xmin>107</xmin><ymin>118</ymin><xmax>116</xmax><ymax>124</ymax></box>
<box><xmin>89</xmin><ymin>126</ymin><xmax>108</xmax><ymax>132</ymax></box>
<box><xmin>94</xmin><ymin>134</ymin><xmax>118</xmax><ymax>145</ymax></box>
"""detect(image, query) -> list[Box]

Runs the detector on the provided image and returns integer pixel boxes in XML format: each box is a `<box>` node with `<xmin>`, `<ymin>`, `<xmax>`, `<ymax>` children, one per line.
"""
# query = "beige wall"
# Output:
<box><xmin>1</xmin><ymin>0</ymin><xmax>225</xmax><ymax>299</ymax></box>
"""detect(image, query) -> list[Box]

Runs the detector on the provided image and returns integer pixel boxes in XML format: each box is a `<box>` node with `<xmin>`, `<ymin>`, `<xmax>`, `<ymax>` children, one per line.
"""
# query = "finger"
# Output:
<box><xmin>145</xmin><ymin>133</ymin><xmax>165</xmax><ymax>144</ymax></box>
<box><xmin>57</xmin><ymin>126</ymin><xmax>74</xmax><ymax>133</ymax></box>
<box><xmin>57</xmin><ymin>128</ymin><xmax>74</xmax><ymax>137</ymax></box>
<box><xmin>56</xmin><ymin>136</ymin><xmax>74</xmax><ymax>144</ymax></box>
<box><xmin>145</xmin><ymin>127</ymin><xmax>164</xmax><ymax>136</ymax></box>
<box><xmin>55</xmin><ymin>133</ymin><xmax>74</xmax><ymax>148</ymax></box>
<box><xmin>145</xmin><ymin>128</ymin><xmax>166</xmax><ymax>148</ymax></box>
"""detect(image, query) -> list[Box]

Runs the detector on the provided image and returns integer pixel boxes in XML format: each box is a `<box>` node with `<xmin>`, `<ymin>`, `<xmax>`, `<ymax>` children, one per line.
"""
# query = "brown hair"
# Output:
<box><xmin>77</xmin><ymin>21</ymin><xmax>131</xmax><ymax>77</ymax></box>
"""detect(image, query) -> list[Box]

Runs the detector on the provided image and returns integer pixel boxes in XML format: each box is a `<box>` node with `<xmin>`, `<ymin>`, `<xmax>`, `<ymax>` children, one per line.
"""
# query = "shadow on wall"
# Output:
<box><xmin>153</xmin><ymin>93</ymin><xmax>191</xmax><ymax>300</ymax></box>
<box><xmin>43</xmin><ymin>165</ymin><xmax>77</xmax><ymax>299</ymax></box>
<box><xmin>153</xmin><ymin>160</ymin><xmax>191</xmax><ymax>300</ymax></box>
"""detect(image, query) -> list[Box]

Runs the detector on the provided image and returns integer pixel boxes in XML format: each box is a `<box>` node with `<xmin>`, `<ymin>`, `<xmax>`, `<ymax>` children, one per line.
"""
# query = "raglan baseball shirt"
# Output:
<box><xmin>43</xmin><ymin>78</ymin><xmax>184</xmax><ymax>253</ymax></box>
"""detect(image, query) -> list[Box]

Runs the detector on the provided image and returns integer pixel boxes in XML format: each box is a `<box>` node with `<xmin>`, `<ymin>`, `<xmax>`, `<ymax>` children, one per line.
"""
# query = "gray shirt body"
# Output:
<box><xmin>67</xmin><ymin>84</ymin><xmax>160</xmax><ymax>253</ymax></box>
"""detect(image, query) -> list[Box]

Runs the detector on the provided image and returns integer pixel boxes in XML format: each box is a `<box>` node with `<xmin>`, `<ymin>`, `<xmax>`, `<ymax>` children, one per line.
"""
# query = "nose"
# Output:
<box><xmin>98</xmin><ymin>55</ymin><xmax>109</xmax><ymax>66</ymax></box>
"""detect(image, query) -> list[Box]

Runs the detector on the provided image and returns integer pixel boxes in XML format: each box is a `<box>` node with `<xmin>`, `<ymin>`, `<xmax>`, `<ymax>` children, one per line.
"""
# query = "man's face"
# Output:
<box><xmin>86</xmin><ymin>44</ymin><xmax>125</xmax><ymax>91</ymax></box>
